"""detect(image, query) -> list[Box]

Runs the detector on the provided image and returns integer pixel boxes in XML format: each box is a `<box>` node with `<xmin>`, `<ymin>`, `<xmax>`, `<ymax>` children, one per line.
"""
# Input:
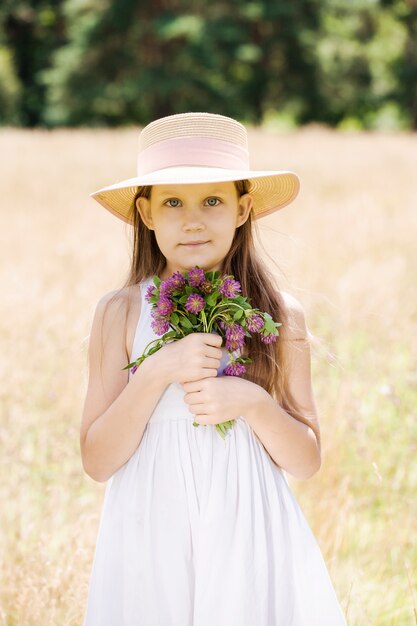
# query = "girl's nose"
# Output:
<box><xmin>183</xmin><ymin>220</ymin><xmax>205</xmax><ymax>232</ymax></box>
<box><xmin>182</xmin><ymin>207</ymin><xmax>205</xmax><ymax>231</ymax></box>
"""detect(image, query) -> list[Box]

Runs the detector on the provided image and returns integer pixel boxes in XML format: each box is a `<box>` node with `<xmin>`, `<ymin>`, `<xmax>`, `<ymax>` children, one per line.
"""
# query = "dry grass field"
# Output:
<box><xmin>0</xmin><ymin>124</ymin><xmax>416</xmax><ymax>625</ymax></box>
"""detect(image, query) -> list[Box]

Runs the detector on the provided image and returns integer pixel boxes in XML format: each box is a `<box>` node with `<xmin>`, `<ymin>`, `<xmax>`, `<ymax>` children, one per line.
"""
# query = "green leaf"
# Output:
<box><xmin>148</xmin><ymin>344</ymin><xmax>162</xmax><ymax>355</ymax></box>
<box><xmin>122</xmin><ymin>359</ymin><xmax>137</xmax><ymax>369</ymax></box>
<box><xmin>206</xmin><ymin>291</ymin><xmax>219</xmax><ymax>307</ymax></box>
<box><xmin>216</xmin><ymin>424</ymin><xmax>226</xmax><ymax>439</ymax></box>
<box><xmin>207</xmin><ymin>270</ymin><xmax>220</xmax><ymax>282</ymax></box>
<box><xmin>233</xmin><ymin>308</ymin><xmax>244</xmax><ymax>320</ymax></box>
<box><xmin>180</xmin><ymin>316</ymin><xmax>193</xmax><ymax>329</ymax></box>
<box><xmin>264</xmin><ymin>318</ymin><xmax>277</xmax><ymax>333</ymax></box>
<box><xmin>171</xmin><ymin>312</ymin><xmax>179</xmax><ymax>325</ymax></box>
<box><xmin>153</xmin><ymin>275</ymin><xmax>161</xmax><ymax>287</ymax></box>
<box><xmin>235</xmin><ymin>356</ymin><xmax>252</xmax><ymax>364</ymax></box>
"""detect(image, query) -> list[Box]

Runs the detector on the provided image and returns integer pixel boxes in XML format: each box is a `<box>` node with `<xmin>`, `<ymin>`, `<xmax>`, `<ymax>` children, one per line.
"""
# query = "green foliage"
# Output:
<box><xmin>316</xmin><ymin>1</ymin><xmax>415</xmax><ymax>129</ymax></box>
<box><xmin>0</xmin><ymin>0</ymin><xmax>67</xmax><ymax>126</ymax></box>
<box><xmin>0</xmin><ymin>46</ymin><xmax>21</xmax><ymax>123</ymax></box>
<box><xmin>0</xmin><ymin>0</ymin><xmax>416</xmax><ymax>128</ymax></box>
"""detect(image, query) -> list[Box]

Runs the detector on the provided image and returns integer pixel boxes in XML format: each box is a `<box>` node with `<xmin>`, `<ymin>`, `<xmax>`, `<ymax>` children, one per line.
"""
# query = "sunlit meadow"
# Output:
<box><xmin>0</xmin><ymin>125</ymin><xmax>416</xmax><ymax>625</ymax></box>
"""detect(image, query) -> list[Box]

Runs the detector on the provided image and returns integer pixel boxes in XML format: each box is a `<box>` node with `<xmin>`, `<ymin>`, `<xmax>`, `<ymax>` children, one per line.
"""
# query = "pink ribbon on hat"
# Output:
<box><xmin>137</xmin><ymin>136</ymin><xmax>250</xmax><ymax>175</ymax></box>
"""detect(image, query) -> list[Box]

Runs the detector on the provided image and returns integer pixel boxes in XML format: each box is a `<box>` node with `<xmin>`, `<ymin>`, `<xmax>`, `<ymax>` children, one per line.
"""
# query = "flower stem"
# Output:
<box><xmin>200</xmin><ymin>309</ymin><xmax>208</xmax><ymax>332</ymax></box>
<box><xmin>207</xmin><ymin>302</ymin><xmax>246</xmax><ymax>327</ymax></box>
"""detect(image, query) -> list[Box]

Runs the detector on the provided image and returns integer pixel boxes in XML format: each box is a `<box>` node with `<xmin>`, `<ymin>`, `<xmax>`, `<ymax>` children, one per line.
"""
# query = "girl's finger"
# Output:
<box><xmin>183</xmin><ymin>391</ymin><xmax>204</xmax><ymax>406</ymax></box>
<box><xmin>204</xmin><ymin>346</ymin><xmax>223</xmax><ymax>360</ymax></box>
<box><xmin>193</xmin><ymin>412</ymin><xmax>210</xmax><ymax>424</ymax></box>
<box><xmin>182</xmin><ymin>379</ymin><xmax>207</xmax><ymax>393</ymax></box>
<box><xmin>188</xmin><ymin>404</ymin><xmax>207</xmax><ymax>415</ymax></box>
<box><xmin>203</xmin><ymin>334</ymin><xmax>223</xmax><ymax>348</ymax></box>
<box><xmin>203</xmin><ymin>357</ymin><xmax>222</xmax><ymax>369</ymax></box>
<box><xmin>200</xmin><ymin>368</ymin><xmax>218</xmax><ymax>379</ymax></box>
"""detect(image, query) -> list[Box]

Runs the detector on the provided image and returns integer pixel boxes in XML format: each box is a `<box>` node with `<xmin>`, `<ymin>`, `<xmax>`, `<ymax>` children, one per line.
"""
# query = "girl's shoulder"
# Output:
<box><xmin>278</xmin><ymin>290</ymin><xmax>308</xmax><ymax>342</ymax></box>
<box><xmin>95</xmin><ymin>284</ymin><xmax>142</xmax><ymax>359</ymax></box>
<box><xmin>94</xmin><ymin>284</ymin><xmax>138</xmax><ymax>318</ymax></box>
<box><xmin>279</xmin><ymin>290</ymin><xmax>305</xmax><ymax>315</ymax></box>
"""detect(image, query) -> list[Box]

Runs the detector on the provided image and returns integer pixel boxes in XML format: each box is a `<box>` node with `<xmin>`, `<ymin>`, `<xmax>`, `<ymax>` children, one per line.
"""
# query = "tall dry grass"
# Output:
<box><xmin>0</xmin><ymin>125</ymin><xmax>416</xmax><ymax>625</ymax></box>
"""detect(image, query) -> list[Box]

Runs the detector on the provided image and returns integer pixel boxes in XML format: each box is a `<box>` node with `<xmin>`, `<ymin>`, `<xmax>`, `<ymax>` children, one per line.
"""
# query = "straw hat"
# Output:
<box><xmin>90</xmin><ymin>112</ymin><xmax>300</xmax><ymax>223</ymax></box>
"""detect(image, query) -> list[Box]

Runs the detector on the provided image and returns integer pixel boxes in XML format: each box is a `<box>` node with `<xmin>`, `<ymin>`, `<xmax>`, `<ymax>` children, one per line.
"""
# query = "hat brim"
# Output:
<box><xmin>90</xmin><ymin>166</ymin><xmax>300</xmax><ymax>224</ymax></box>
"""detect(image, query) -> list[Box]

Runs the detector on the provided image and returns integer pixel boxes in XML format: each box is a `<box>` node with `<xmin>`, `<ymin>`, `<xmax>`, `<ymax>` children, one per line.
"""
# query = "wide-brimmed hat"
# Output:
<box><xmin>90</xmin><ymin>112</ymin><xmax>300</xmax><ymax>223</ymax></box>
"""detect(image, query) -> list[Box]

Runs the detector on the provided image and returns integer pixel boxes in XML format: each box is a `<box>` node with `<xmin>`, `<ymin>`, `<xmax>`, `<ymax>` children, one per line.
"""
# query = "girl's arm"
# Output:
<box><xmin>79</xmin><ymin>291</ymin><xmax>169</xmax><ymax>482</ymax></box>
<box><xmin>244</xmin><ymin>294</ymin><xmax>322</xmax><ymax>480</ymax></box>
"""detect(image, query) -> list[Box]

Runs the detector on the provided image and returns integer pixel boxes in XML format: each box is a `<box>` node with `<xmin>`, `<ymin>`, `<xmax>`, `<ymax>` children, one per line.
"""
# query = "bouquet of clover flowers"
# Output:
<box><xmin>124</xmin><ymin>267</ymin><xmax>281</xmax><ymax>439</ymax></box>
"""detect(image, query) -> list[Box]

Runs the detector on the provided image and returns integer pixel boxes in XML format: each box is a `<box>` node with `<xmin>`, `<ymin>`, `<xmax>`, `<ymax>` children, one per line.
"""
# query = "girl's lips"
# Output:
<box><xmin>180</xmin><ymin>241</ymin><xmax>209</xmax><ymax>247</ymax></box>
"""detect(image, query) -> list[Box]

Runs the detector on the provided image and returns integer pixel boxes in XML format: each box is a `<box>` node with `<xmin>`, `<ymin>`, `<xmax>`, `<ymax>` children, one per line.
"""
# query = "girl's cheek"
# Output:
<box><xmin>164</xmin><ymin>209</ymin><xmax>182</xmax><ymax>222</ymax></box>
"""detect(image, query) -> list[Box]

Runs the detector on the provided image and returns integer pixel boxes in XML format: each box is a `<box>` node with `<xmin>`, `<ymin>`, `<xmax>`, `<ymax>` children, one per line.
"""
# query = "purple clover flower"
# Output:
<box><xmin>247</xmin><ymin>314</ymin><xmax>264</xmax><ymax>333</ymax></box>
<box><xmin>151</xmin><ymin>317</ymin><xmax>170</xmax><ymax>335</ymax></box>
<box><xmin>187</xmin><ymin>267</ymin><xmax>205</xmax><ymax>287</ymax></box>
<box><xmin>159</xmin><ymin>278</ymin><xmax>175</xmax><ymax>297</ymax></box>
<box><xmin>219</xmin><ymin>276</ymin><xmax>241</xmax><ymax>298</ymax></box>
<box><xmin>145</xmin><ymin>284</ymin><xmax>156</xmax><ymax>303</ymax></box>
<box><xmin>170</xmin><ymin>271</ymin><xmax>186</xmax><ymax>290</ymax></box>
<box><xmin>157</xmin><ymin>296</ymin><xmax>175</xmax><ymax>317</ymax></box>
<box><xmin>225</xmin><ymin>323</ymin><xmax>245</xmax><ymax>351</ymax></box>
<box><xmin>131</xmin><ymin>364</ymin><xmax>138</xmax><ymax>375</ymax></box>
<box><xmin>224</xmin><ymin>361</ymin><xmax>246</xmax><ymax>377</ymax></box>
<box><xmin>185</xmin><ymin>293</ymin><xmax>205</xmax><ymax>314</ymax></box>
<box><xmin>260</xmin><ymin>333</ymin><xmax>278</xmax><ymax>344</ymax></box>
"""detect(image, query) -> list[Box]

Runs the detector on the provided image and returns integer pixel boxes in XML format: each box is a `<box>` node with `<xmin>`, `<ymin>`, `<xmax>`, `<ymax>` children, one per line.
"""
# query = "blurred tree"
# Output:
<box><xmin>0</xmin><ymin>0</ymin><xmax>66</xmax><ymax>126</ymax></box>
<box><xmin>0</xmin><ymin>0</ymin><xmax>415</xmax><ymax>128</ymax></box>
<box><xmin>202</xmin><ymin>1</ymin><xmax>324</xmax><ymax>125</ymax></box>
<box><xmin>315</xmin><ymin>0</ymin><xmax>414</xmax><ymax>129</ymax></box>
<box><xmin>0</xmin><ymin>45</ymin><xmax>21</xmax><ymax>124</ymax></box>
<box><xmin>380</xmin><ymin>0</ymin><xmax>417</xmax><ymax>128</ymax></box>
<box><xmin>42</xmin><ymin>0</ymin><xmax>323</xmax><ymax>126</ymax></box>
<box><xmin>315</xmin><ymin>1</ymin><xmax>381</xmax><ymax>126</ymax></box>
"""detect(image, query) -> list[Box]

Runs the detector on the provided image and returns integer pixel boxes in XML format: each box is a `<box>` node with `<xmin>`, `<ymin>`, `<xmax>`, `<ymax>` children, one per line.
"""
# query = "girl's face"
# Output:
<box><xmin>136</xmin><ymin>181</ymin><xmax>253</xmax><ymax>279</ymax></box>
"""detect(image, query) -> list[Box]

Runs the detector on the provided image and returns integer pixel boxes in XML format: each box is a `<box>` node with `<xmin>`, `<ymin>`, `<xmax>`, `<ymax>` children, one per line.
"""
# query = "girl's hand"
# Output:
<box><xmin>181</xmin><ymin>376</ymin><xmax>265</xmax><ymax>425</ymax></box>
<box><xmin>154</xmin><ymin>332</ymin><xmax>223</xmax><ymax>386</ymax></box>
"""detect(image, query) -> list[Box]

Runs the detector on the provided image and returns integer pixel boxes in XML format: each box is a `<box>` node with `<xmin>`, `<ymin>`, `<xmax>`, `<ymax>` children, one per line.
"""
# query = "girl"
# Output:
<box><xmin>80</xmin><ymin>112</ymin><xmax>348</xmax><ymax>625</ymax></box>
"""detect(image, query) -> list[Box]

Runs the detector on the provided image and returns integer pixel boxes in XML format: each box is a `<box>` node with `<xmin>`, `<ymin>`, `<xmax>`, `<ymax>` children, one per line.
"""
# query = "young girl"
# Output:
<box><xmin>80</xmin><ymin>112</ymin><xmax>348</xmax><ymax>625</ymax></box>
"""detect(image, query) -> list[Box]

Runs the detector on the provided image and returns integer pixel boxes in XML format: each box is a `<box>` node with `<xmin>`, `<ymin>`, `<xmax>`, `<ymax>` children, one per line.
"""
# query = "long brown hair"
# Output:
<box><xmin>102</xmin><ymin>180</ymin><xmax>321</xmax><ymax>457</ymax></box>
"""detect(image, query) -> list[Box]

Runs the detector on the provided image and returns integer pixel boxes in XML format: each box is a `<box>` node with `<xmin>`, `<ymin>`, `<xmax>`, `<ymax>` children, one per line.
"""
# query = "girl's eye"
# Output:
<box><xmin>206</xmin><ymin>197</ymin><xmax>220</xmax><ymax>206</ymax></box>
<box><xmin>165</xmin><ymin>198</ymin><xmax>182</xmax><ymax>208</ymax></box>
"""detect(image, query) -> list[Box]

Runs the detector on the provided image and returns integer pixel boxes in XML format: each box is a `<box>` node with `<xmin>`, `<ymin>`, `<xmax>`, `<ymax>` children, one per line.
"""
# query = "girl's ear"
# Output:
<box><xmin>236</xmin><ymin>193</ymin><xmax>253</xmax><ymax>227</ymax></box>
<box><xmin>136</xmin><ymin>197</ymin><xmax>154</xmax><ymax>230</ymax></box>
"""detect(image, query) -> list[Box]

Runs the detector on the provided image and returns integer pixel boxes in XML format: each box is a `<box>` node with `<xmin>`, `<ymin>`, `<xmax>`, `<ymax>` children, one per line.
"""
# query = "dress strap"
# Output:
<box><xmin>129</xmin><ymin>277</ymin><xmax>154</xmax><ymax>368</ymax></box>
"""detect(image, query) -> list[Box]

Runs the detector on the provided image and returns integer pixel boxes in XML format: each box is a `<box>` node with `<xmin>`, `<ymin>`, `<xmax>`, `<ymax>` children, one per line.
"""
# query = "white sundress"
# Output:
<box><xmin>82</xmin><ymin>276</ymin><xmax>349</xmax><ymax>626</ymax></box>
